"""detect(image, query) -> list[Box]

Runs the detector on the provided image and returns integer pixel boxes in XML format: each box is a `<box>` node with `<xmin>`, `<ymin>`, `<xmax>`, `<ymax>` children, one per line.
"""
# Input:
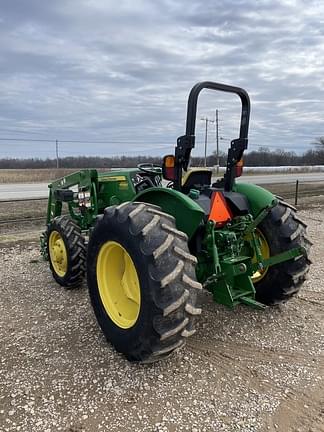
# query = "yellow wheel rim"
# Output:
<box><xmin>251</xmin><ymin>229</ymin><xmax>270</xmax><ymax>283</ymax></box>
<box><xmin>49</xmin><ymin>231</ymin><xmax>68</xmax><ymax>277</ymax></box>
<box><xmin>96</xmin><ymin>241</ymin><xmax>141</xmax><ymax>329</ymax></box>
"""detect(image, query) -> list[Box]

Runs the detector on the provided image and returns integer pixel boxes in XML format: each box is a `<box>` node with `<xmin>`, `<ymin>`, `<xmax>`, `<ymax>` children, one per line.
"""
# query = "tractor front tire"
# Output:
<box><xmin>47</xmin><ymin>216</ymin><xmax>86</xmax><ymax>288</ymax></box>
<box><xmin>254</xmin><ymin>200</ymin><xmax>311</xmax><ymax>305</ymax></box>
<box><xmin>87</xmin><ymin>202</ymin><xmax>202</xmax><ymax>363</ymax></box>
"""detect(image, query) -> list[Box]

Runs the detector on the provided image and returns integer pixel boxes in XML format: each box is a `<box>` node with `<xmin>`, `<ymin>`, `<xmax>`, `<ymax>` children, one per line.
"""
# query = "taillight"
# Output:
<box><xmin>162</xmin><ymin>155</ymin><xmax>176</xmax><ymax>181</ymax></box>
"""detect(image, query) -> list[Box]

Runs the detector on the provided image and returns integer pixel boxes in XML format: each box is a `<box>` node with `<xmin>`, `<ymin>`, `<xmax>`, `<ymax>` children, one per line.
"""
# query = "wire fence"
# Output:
<box><xmin>1</xmin><ymin>180</ymin><xmax>323</xmax><ymax>235</ymax></box>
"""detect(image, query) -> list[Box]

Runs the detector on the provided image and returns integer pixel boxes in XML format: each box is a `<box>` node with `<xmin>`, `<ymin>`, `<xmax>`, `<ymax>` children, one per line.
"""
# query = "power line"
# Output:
<box><xmin>201</xmin><ymin>117</ymin><xmax>215</xmax><ymax>167</ymax></box>
<box><xmin>0</xmin><ymin>131</ymin><xmax>321</xmax><ymax>144</ymax></box>
<box><xmin>55</xmin><ymin>140</ymin><xmax>59</xmax><ymax>169</ymax></box>
<box><xmin>215</xmin><ymin>109</ymin><xmax>219</xmax><ymax>173</ymax></box>
<box><xmin>0</xmin><ymin>137</ymin><xmax>55</xmax><ymax>143</ymax></box>
<box><xmin>0</xmin><ymin>128</ymin><xmax>50</xmax><ymax>136</ymax></box>
<box><xmin>0</xmin><ymin>135</ymin><xmax>319</xmax><ymax>158</ymax></box>
<box><xmin>0</xmin><ymin>144</ymin><xmax>175</xmax><ymax>157</ymax></box>
<box><xmin>0</xmin><ymin>137</ymin><xmax>174</xmax><ymax>144</ymax></box>
<box><xmin>248</xmin><ymin>143</ymin><xmax>310</xmax><ymax>149</ymax></box>
<box><xmin>1</xmin><ymin>135</ymin><xmax>318</xmax><ymax>143</ymax></box>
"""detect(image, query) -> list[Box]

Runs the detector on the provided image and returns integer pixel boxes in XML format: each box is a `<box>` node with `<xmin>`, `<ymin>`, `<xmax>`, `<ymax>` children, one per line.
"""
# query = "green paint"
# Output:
<box><xmin>42</xmin><ymin>168</ymin><xmax>140</xmax><ymax>257</ymax></box>
<box><xmin>252</xmin><ymin>246</ymin><xmax>306</xmax><ymax>271</ymax></box>
<box><xmin>97</xmin><ymin>170</ymin><xmax>136</xmax><ymax>212</ymax></box>
<box><xmin>41</xmin><ymin>168</ymin><xmax>303</xmax><ymax>312</ymax></box>
<box><xmin>134</xmin><ymin>187</ymin><xmax>205</xmax><ymax>239</ymax></box>
<box><xmin>197</xmin><ymin>219</ymin><xmax>262</xmax><ymax>309</ymax></box>
<box><xmin>233</xmin><ymin>182</ymin><xmax>277</xmax><ymax>217</ymax></box>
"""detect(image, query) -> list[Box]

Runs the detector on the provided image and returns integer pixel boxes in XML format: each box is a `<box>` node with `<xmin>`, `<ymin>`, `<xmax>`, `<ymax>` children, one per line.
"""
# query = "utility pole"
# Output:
<box><xmin>55</xmin><ymin>139</ymin><xmax>59</xmax><ymax>169</ymax></box>
<box><xmin>215</xmin><ymin>109</ymin><xmax>219</xmax><ymax>174</ymax></box>
<box><xmin>201</xmin><ymin>117</ymin><xmax>214</xmax><ymax>167</ymax></box>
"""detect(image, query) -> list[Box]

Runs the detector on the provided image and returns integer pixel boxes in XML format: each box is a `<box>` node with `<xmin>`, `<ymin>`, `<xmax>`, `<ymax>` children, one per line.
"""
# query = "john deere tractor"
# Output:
<box><xmin>41</xmin><ymin>82</ymin><xmax>311</xmax><ymax>363</ymax></box>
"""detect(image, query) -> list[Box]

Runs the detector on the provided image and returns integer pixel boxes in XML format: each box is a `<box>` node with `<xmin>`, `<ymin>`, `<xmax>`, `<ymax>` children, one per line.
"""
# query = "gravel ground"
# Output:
<box><xmin>0</xmin><ymin>207</ymin><xmax>323</xmax><ymax>432</ymax></box>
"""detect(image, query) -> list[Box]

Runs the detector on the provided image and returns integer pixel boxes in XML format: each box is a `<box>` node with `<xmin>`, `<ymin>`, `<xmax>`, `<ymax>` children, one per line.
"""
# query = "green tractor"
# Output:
<box><xmin>41</xmin><ymin>81</ymin><xmax>311</xmax><ymax>363</ymax></box>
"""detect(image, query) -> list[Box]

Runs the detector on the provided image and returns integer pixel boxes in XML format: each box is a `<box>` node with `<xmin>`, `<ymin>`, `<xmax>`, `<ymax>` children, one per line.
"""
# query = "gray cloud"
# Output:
<box><xmin>0</xmin><ymin>0</ymin><xmax>323</xmax><ymax>158</ymax></box>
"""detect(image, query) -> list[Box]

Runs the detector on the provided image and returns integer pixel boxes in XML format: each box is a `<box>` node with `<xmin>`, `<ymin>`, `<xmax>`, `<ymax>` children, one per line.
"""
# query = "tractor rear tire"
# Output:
<box><xmin>47</xmin><ymin>216</ymin><xmax>86</xmax><ymax>288</ymax></box>
<box><xmin>87</xmin><ymin>202</ymin><xmax>202</xmax><ymax>363</ymax></box>
<box><xmin>254</xmin><ymin>200</ymin><xmax>311</xmax><ymax>305</ymax></box>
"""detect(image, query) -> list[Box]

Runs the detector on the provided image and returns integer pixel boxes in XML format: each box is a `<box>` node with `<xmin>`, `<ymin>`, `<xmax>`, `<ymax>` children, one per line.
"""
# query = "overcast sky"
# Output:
<box><xmin>0</xmin><ymin>0</ymin><xmax>323</xmax><ymax>159</ymax></box>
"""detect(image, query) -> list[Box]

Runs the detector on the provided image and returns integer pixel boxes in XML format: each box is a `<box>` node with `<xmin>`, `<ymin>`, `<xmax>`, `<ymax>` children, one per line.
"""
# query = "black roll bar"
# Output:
<box><xmin>174</xmin><ymin>81</ymin><xmax>251</xmax><ymax>192</ymax></box>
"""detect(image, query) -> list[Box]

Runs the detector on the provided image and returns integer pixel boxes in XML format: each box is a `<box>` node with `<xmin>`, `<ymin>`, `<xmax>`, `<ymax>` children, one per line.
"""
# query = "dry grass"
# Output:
<box><xmin>2</xmin><ymin>167</ymin><xmax>324</xmax><ymax>184</ymax></box>
<box><xmin>0</xmin><ymin>169</ymin><xmax>77</xmax><ymax>184</ymax></box>
<box><xmin>261</xmin><ymin>181</ymin><xmax>324</xmax><ymax>199</ymax></box>
<box><xmin>0</xmin><ymin>199</ymin><xmax>47</xmax><ymax>221</ymax></box>
<box><xmin>0</xmin><ymin>168</ymin><xmax>118</xmax><ymax>183</ymax></box>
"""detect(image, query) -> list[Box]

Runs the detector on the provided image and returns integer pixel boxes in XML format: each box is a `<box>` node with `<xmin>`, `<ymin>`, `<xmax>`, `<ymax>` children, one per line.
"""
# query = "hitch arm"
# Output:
<box><xmin>252</xmin><ymin>246</ymin><xmax>307</xmax><ymax>272</ymax></box>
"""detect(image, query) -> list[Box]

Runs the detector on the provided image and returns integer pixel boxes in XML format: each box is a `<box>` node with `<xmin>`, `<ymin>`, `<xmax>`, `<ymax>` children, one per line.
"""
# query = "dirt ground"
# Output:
<box><xmin>0</xmin><ymin>205</ymin><xmax>323</xmax><ymax>432</ymax></box>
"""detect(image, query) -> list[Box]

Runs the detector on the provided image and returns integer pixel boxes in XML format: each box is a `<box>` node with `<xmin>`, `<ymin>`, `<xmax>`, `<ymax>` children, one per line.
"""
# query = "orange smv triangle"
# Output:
<box><xmin>208</xmin><ymin>191</ymin><xmax>233</xmax><ymax>225</ymax></box>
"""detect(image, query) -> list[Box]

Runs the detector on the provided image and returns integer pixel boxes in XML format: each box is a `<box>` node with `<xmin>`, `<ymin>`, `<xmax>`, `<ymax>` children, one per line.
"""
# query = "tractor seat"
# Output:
<box><xmin>181</xmin><ymin>168</ymin><xmax>212</xmax><ymax>194</ymax></box>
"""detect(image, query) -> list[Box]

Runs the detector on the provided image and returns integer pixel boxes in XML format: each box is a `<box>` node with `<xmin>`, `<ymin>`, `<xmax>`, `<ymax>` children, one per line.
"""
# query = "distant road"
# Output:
<box><xmin>234</xmin><ymin>172</ymin><xmax>324</xmax><ymax>184</ymax></box>
<box><xmin>0</xmin><ymin>183</ymin><xmax>49</xmax><ymax>200</ymax></box>
<box><xmin>1</xmin><ymin>172</ymin><xmax>324</xmax><ymax>200</ymax></box>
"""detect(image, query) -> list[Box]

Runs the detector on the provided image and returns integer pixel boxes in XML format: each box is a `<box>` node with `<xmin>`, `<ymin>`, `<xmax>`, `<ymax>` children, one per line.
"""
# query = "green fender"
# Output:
<box><xmin>134</xmin><ymin>183</ymin><xmax>276</xmax><ymax>238</ymax></box>
<box><xmin>233</xmin><ymin>182</ymin><xmax>277</xmax><ymax>217</ymax></box>
<box><xmin>133</xmin><ymin>187</ymin><xmax>205</xmax><ymax>239</ymax></box>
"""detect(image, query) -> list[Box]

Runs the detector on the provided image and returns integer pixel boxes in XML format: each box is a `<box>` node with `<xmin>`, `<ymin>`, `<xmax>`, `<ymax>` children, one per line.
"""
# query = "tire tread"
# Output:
<box><xmin>47</xmin><ymin>216</ymin><xmax>86</xmax><ymax>289</ymax></box>
<box><xmin>87</xmin><ymin>201</ymin><xmax>201</xmax><ymax>363</ymax></box>
<box><xmin>255</xmin><ymin>201</ymin><xmax>311</xmax><ymax>305</ymax></box>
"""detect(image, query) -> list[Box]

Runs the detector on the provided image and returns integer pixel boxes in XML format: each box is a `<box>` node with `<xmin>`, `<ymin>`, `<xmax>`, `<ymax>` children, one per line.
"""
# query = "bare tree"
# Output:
<box><xmin>313</xmin><ymin>136</ymin><xmax>324</xmax><ymax>146</ymax></box>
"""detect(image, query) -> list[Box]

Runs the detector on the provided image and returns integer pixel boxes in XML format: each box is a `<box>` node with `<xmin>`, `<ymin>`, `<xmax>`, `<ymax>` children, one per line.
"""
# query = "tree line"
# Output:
<box><xmin>1</xmin><ymin>140</ymin><xmax>323</xmax><ymax>169</ymax></box>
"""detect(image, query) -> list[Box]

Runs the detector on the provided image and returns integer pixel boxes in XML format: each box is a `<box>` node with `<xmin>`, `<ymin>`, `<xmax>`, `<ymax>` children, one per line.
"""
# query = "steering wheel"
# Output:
<box><xmin>137</xmin><ymin>163</ymin><xmax>162</xmax><ymax>175</ymax></box>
